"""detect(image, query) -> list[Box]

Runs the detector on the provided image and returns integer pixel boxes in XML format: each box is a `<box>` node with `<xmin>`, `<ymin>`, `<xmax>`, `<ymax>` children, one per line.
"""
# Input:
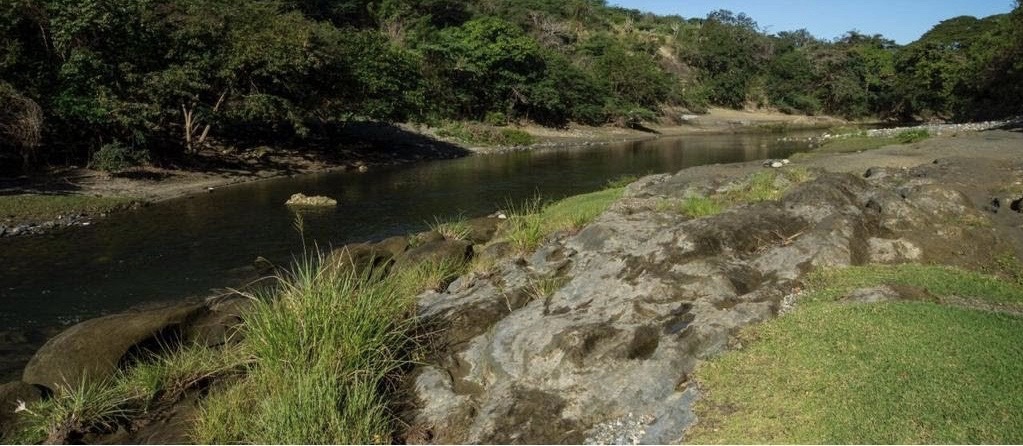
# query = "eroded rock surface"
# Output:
<box><xmin>411</xmin><ymin>161</ymin><xmax>1008</xmax><ymax>444</ymax></box>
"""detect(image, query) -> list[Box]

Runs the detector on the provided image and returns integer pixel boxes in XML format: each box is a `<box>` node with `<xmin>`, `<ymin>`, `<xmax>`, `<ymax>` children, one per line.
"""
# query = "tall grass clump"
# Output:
<box><xmin>7</xmin><ymin>342</ymin><xmax>243</xmax><ymax>443</ymax></box>
<box><xmin>193</xmin><ymin>253</ymin><xmax>459</xmax><ymax>444</ymax></box>
<box><xmin>10</xmin><ymin>378</ymin><xmax>138</xmax><ymax>444</ymax></box>
<box><xmin>428</xmin><ymin>215</ymin><xmax>472</xmax><ymax>241</ymax></box>
<box><xmin>118</xmin><ymin>343</ymin><xmax>246</xmax><ymax>406</ymax></box>
<box><xmin>661</xmin><ymin>195</ymin><xmax>724</xmax><ymax>218</ymax></box>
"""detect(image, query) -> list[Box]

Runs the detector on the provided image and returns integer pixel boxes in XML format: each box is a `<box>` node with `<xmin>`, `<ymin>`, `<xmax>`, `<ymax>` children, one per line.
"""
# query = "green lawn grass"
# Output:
<box><xmin>805</xmin><ymin>264</ymin><xmax>1023</xmax><ymax>305</ymax></box>
<box><xmin>813</xmin><ymin>129</ymin><xmax>930</xmax><ymax>154</ymax></box>
<box><xmin>815</xmin><ymin>135</ymin><xmax>900</xmax><ymax>153</ymax></box>
<box><xmin>0</xmin><ymin>194</ymin><xmax>135</xmax><ymax>223</ymax></box>
<box><xmin>688</xmin><ymin>264</ymin><xmax>1023</xmax><ymax>444</ymax></box>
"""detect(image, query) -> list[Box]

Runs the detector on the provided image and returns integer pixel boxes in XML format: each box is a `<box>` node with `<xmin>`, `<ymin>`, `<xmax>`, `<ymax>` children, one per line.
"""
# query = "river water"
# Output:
<box><xmin>0</xmin><ymin>131</ymin><xmax>819</xmax><ymax>379</ymax></box>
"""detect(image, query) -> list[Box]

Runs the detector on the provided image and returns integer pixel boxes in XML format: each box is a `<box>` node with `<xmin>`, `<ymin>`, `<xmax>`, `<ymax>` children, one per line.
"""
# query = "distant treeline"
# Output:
<box><xmin>1</xmin><ymin>0</ymin><xmax>1021</xmax><ymax>170</ymax></box>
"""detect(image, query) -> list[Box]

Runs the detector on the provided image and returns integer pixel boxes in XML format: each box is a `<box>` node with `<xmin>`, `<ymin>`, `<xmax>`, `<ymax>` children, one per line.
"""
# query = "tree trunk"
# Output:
<box><xmin>196</xmin><ymin>91</ymin><xmax>226</xmax><ymax>147</ymax></box>
<box><xmin>182</xmin><ymin>104</ymin><xmax>194</xmax><ymax>153</ymax></box>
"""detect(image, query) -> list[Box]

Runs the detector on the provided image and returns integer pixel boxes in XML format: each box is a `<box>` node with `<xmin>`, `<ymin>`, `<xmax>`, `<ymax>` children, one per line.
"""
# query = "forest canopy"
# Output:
<box><xmin>1</xmin><ymin>0</ymin><xmax>1021</xmax><ymax>170</ymax></box>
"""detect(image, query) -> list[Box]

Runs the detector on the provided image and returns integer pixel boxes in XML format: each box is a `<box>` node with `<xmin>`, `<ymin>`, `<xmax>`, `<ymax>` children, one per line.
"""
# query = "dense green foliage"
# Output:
<box><xmin>2</xmin><ymin>0</ymin><xmax>1021</xmax><ymax>171</ymax></box>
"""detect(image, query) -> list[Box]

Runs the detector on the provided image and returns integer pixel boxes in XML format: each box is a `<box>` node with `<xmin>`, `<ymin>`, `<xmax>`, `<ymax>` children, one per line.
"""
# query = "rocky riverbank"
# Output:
<box><xmin>405</xmin><ymin>129</ymin><xmax>1023</xmax><ymax>443</ymax></box>
<box><xmin>778</xmin><ymin>117</ymin><xmax>1021</xmax><ymax>146</ymax></box>
<box><xmin>2</xmin><ymin>128</ymin><xmax>1021</xmax><ymax>443</ymax></box>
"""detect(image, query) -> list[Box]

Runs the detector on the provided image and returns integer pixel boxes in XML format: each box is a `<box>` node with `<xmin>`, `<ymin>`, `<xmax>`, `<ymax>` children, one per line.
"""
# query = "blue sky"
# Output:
<box><xmin>609</xmin><ymin>0</ymin><xmax>1016</xmax><ymax>44</ymax></box>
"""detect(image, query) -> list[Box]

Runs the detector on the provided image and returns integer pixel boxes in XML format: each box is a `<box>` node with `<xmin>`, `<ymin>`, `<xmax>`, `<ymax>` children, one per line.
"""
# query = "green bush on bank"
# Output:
<box><xmin>90</xmin><ymin>142</ymin><xmax>151</xmax><ymax>172</ymax></box>
<box><xmin>435</xmin><ymin>122</ymin><xmax>535</xmax><ymax>147</ymax></box>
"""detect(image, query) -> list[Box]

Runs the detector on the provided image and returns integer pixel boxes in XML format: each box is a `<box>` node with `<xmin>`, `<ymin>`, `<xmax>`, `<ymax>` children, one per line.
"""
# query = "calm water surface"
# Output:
<box><xmin>0</xmin><ymin>131</ymin><xmax>818</xmax><ymax>376</ymax></box>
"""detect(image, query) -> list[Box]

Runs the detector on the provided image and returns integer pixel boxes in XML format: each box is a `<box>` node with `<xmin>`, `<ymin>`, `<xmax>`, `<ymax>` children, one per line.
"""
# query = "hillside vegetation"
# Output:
<box><xmin>2</xmin><ymin>0</ymin><xmax>1021</xmax><ymax>171</ymax></box>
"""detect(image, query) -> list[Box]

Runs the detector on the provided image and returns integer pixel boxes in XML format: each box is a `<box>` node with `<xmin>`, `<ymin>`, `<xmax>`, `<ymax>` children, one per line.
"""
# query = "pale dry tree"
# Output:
<box><xmin>0</xmin><ymin>85</ymin><xmax>43</xmax><ymax>168</ymax></box>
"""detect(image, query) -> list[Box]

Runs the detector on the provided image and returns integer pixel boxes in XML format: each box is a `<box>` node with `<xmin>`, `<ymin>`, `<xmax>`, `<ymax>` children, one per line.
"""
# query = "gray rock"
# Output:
<box><xmin>842</xmin><ymin>286</ymin><xmax>900</xmax><ymax>303</ymax></box>
<box><xmin>868</xmin><ymin>238</ymin><xmax>922</xmax><ymax>263</ymax></box>
<box><xmin>22</xmin><ymin>303</ymin><xmax>205</xmax><ymax>391</ymax></box>
<box><xmin>478</xmin><ymin>241</ymin><xmax>514</xmax><ymax>262</ymax></box>
<box><xmin>328</xmin><ymin>242</ymin><xmax>395</xmax><ymax>276</ymax></box>
<box><xmin>864</xmin><ymin>166</ymin><xmax>891</xmax><ymax>179</ymax></box>
<box><xmin>414</xmin><ymin>230</ymin><xmax>446</xmax><ymax>245</ymax></box>
<box><xmin>375</xmin><ymin>235</ymin><xmax>410</xmax><ymax>257</ymax></box>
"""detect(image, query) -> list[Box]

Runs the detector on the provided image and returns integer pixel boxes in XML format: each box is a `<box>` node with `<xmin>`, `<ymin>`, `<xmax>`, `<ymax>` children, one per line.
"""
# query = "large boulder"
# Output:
<box><xmin>395</xmin><ymin>240</ymin><xmax>473</xmax><ymax>268</ymax></box>
<box><xmin>22</xmin><ymin>303</ymin><xmax>205</xmax><ymax>391</ymax></box>
<box><xmin>184</xmin><ymin>296</ymin><xmax>255</xmax><ymax>347</ymax></box>
<box><xmin>327</xmin><ymin>242</ymin><xmax>397</xmax><ymax>277</ymax></box>
<box><xmin>0</xmin><ymin>381</ymin><xmax>42</xmax><ymax>441</ymax></box>
<box><xmin>375</xmin><ymin>236</ymin><xmax>411</xmax><ymax>258</ymax></box>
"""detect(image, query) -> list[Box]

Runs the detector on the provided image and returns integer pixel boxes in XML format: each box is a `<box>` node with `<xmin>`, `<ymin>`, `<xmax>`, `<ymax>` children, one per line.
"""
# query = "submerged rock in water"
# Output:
<box><xmin>284</xmin><ymin>193</ymin><xmax>337</xmax><ymax>207</ymax></box>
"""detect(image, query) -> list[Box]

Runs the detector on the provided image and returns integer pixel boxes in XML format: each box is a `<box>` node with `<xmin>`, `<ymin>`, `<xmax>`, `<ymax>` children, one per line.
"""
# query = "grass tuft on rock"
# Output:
<box><xmin>688</xmin><ymin>264</ymin><xmax>1023</xmax><ymax>444</ymax></box>
<box><xmin>10</xmin><ymin>378</ymin><xmax>138</xmax><ymax>444</ymax></box>
<box><xmin>427</xmin><ymin>215</ymin><xmax>472</xmax><ymax>241</ymax></box>
<box><xmin>191</xmin><ymin>254</ymin><xmax>459</xmax><ymax>444</ymax></box>
<box><xmin>658</xmin><ymin>167</ymin><xmax>815</xmax><ymax>219</ymax></box>
<box><xmin>503</xmin><ymin>187</ymin><xmax>624</xmax><ymax>253</ymax></box>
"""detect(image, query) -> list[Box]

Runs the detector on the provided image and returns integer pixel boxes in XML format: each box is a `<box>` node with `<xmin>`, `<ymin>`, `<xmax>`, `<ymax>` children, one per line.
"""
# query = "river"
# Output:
<box><xmin>0</xmin><ymin>131</ymin><xmax>819</xmax><ymax>379</ymax></box>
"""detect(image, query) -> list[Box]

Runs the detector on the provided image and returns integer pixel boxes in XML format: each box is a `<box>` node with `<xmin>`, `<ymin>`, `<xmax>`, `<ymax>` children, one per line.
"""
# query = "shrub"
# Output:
<box><xmin>895</xmin><ymin>129</ymin><xmax>930</xmax><ymax>144</ymax></box>
<box><xmin>484</xmin><ymin>111</ymin><xmax>508</xmax><ymax>126</ymax></box>
<box><xmin>91</xmin><ymin>142</ymin><xmax>150</xmax><ymax>172</ymax></box>
<box><xmin>435</xmin><ymin>122</ymin><xmax>534</xmax><ymax>146</ymax></box>
<box><xmin>499</xmin><ymin>128</ymin><xmax>534</xmax><ymax>146</ymax></box>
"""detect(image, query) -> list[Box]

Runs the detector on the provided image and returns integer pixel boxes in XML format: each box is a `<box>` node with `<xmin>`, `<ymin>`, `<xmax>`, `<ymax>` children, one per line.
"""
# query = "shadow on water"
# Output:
<box><xmin>0</xmin><ymin>130</ymin><xmax>818</xmax><ymax>379</ymax></box>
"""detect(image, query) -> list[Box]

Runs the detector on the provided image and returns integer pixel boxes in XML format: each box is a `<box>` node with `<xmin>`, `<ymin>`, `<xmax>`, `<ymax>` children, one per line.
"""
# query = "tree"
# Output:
<box><xmin>428</xmin><ymin>17</ymin><xmax>546</xmax><ymax>118</ymax></box>
<box><xmin>687</xmin><ymin>10</ymin><xmax>770</xmax><ymax>108</ymax></box>
<box><xmin>894</xmin><ymin>15</ymin><xmax>1002</xmax><ymax>119</ymax></box>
